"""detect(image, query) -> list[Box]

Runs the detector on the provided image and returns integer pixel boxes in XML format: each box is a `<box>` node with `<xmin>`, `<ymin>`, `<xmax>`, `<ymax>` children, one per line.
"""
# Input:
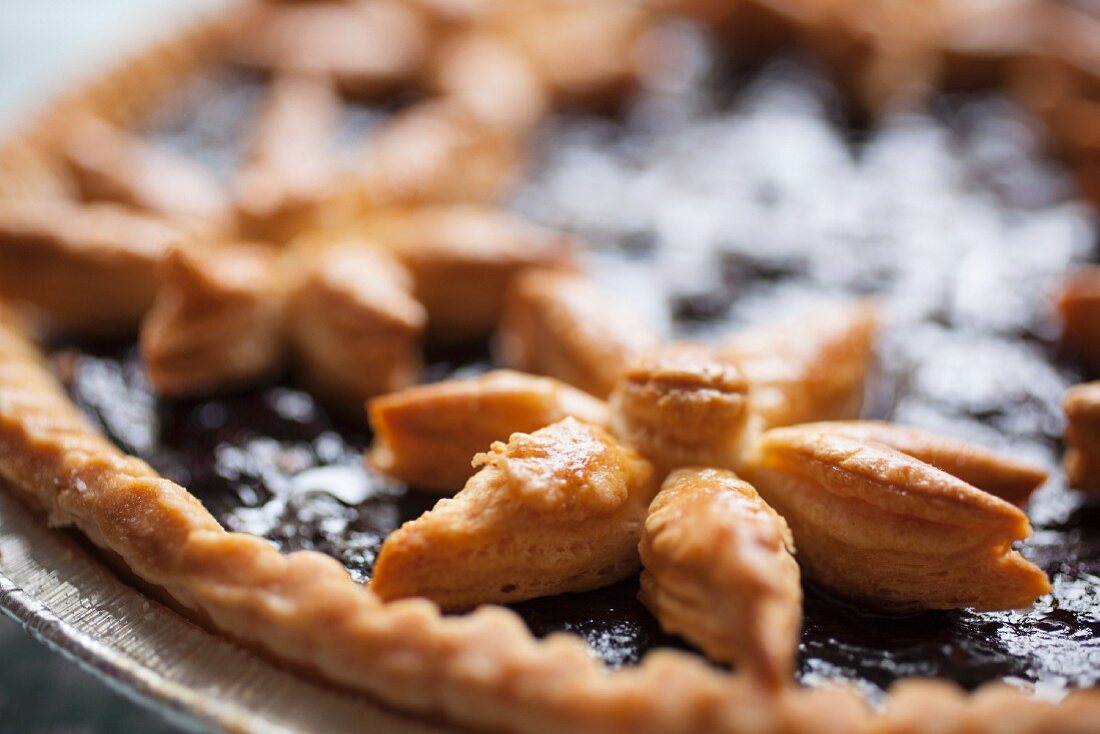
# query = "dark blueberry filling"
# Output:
<box><xmin>54</xmin><ymin>50</ymin><xmax>1100</xmax><ymax>697</ymax></box>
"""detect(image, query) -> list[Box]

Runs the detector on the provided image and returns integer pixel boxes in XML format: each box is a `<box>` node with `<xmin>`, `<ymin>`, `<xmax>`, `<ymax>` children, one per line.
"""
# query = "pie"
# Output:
<box><xmin>0</xmin><ymin>0</ymin><xmax>1098</xmax><ymax>731</ymax></box>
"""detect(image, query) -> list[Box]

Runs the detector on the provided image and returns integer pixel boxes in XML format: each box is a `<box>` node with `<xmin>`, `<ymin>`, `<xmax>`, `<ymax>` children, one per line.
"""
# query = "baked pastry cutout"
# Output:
<box><xmin>0</xmin><ymin>2</ymin><xmax>1098</xmax><ymax>730</ymax></box>
<box><xmin>1056</xmin><ymin>266</ymin><xmax>1100</xmax><ymax>374</ymax></box>
<box><xmin>486</xmin><ymin>1</ymin><xmax>649</xmax><ymax>107</ymax></box>
<box><xmin>367</xmin><ymin>369</ymin><xmax>609</xmax><ymax>493</ymax></box>
<box><xmin>233</xmin><ymin>73</ymin><xmax>341</xmax><ymax>242</ymax></box>
<box><xmin>364</xmin><ymin>204</ymin><xmax>577</xmax><ymax>338</ymax></box>
<box><xmin>1063</xmin><ymin>381</ymin><xmax>1100</xmax><ymax>492</ymax></box>
<box><xmin>289</xmin><ymin>242</ymin><xmax>426</xmax><ymax>409</ymax></box>
<box><xmin>803</xmin><ymin>420</ymin><xmax>1048</xmax><ymax>505</ymax></box>
<box><xmin>610</xmin><ymin>343</ymin><xmax>751</xmax><ymax>471</ymax></box>
<box><xmin>721</xmin><ymin>300</ymin><xmax>878</xmax><ymax>430</ymax></box>
<box><xmin>344</xmin><ymin>100</ymin><xmax>523</xmax><ymax>209</ymax></box>
<box><xmin>225</xmin><ymin>0</ymin><xmax>428</xmax><ymax>98</ymax></box>
<box><xmin>429</xmin><ymin>31</ymin><xmax>549</xmax><ymax>135</ymax></box>
<box><xmin>639</xmin><ymin>467</ymin><xmax>801</xmax><ymax>688</ymax></box>
<box><xmin>742</xmin><ymin>424</ymin><xmax>1051</xmax><ymax>611</ymax></box>
<box><xmin>62</xmin><ymin>114</ymin><xmax>226</xmax><ymax>224</ymax></box>
<box><xmin>371</xmin><ymin>417</ymin><xmax>659</xmax><ymax>609</ymax></box>
<box><xmin>141</xmin><ymin>243</ymin><xmax>287</xmax><ymax>397</ymax></box>
<box><xmin>499</xmin><ymin>269</ymin><xmax>660</xmax><ymax>398</ymax></box>
<box><xmin>0</xmin><ymin>200</ymin><xmax>186</xmax><ymax>335</ymax></box>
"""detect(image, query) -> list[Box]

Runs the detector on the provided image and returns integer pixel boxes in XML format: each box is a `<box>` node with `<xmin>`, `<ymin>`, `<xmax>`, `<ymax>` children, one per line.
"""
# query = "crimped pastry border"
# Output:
<box><xmin>0</xmin><ymin>4</ymin><xmax>1097</xmax><ymax>733</ymax></box>
<box><xmin>0</xmin><ymin>5</ymin><xmax>242</xmax><ymax>200</ymax></box>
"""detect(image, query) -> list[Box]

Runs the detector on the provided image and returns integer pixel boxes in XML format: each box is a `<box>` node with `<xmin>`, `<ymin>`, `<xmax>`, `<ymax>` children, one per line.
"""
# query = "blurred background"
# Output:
<box><xmin>0</xmin><ymin>6</ymin><xmax>217</xmax><ymax>732</ymax></box>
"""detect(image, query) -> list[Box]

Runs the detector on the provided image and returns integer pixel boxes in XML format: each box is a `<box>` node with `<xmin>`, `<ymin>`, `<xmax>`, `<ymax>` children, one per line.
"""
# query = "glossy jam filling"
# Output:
<box><xmin>55</xmin><ymin>51</ymin><xmax>1100</xmax><ymax>698</ymax></box>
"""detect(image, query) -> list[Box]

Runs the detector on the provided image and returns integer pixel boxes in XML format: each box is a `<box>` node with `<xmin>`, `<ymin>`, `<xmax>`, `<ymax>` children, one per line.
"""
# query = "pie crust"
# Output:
<box><xmin>0</xmin><ymin>3</ymin><xmax>1097</xmax><ymax>732</ymax></box>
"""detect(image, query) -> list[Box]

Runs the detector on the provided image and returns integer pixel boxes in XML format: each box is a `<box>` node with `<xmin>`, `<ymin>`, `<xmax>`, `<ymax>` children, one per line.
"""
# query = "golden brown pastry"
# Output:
<box><xmin>741</xmin><ymin>424</ymin><xmax>1051</xmax><ymax>611</ymax></box>
<box><xmin>639</xmin><ymin>467</ymin><xmax>801</xmax><ymax>688</ymax></box>
<box><xmin>62</xmin><ymin>115</ymin><xmax>226</xmax><ymax>224</ymax></box>
<box><xmin>225</xmin><ymin>0</ymin><xmax>428</xmax><ymax>97</ymax></box>
<box><xmin>289</xmin><ymin>241</ymin><xmax>425</xmax><ymax>409</ymax></box>
<box><xmin>802</xmin><ymin>420</ymin><xmax>1048</xmax><ymax>505</ymax></box>
<box><xmin>234</xmin><ymin>73</ymin><xmax>342</xmax><ymax>242</ymax></box>
<box><xmin>371</xmin><ymin>417</ymin><xmax>659</xmax><ymax>609</ymax></box>
<box><xmin>140</xmin><ymin>243</ymin><xmax>287</xmax><ymax>397</ymax></box>
<box><xmin>363</xmin><ymin>205</ymin><xmax>576</xmax><ymax>338</ymax></box>
<box><xmin>1063</xmin><ymin>381</ymin><xmax>1100</xmax><ymax>492</ymax></box>
<box><xmin>721</xmin><ymin>300</ymin><xmax>878</xmax><ymax>430</ymax></box>
<box><xmin>498</xmin><ymin>269</ymin><xmax>660</xmax><ymax>398</ymax></box>
<box><xmin>367</xmin><ymin>369</ymin><xmax>609</xmax><ymax>493</ymax></box>
<box><xmin>938</xmin><ymin>0</ymin><xmax>1044</xmax><ymax>91</ymax></box>
<box><xmin>0</xmin><ymin>200</ymin><xmax>186</xmax><ymax>335</ymax></box>
<box><xmin>488</xmin><ymin>1</ymin><xmax>651</xmax><ymax>108</ymax></box>
<box><xmin>609</xmin><ymin>343</ymin><xmax>752</xmax><ymax>470</ymax></box>
<box><xmin>1055</xmin><ymin>267</ymin><xmax>1100</xmax><ymax>374</ymax></box>
<box><xmin>429</xmin><ymin>31</ymin><xmax>549</xmax><ymax>135</ymax></box>
<box><xmin>343</xmin><ymin>100</ymin><xmax>522</xmax><ymax>208</ymax></box>
<box><xmin>794</xmin><ymin>0</ymin><xmax>944</xmax><ymax>114</ymax></box>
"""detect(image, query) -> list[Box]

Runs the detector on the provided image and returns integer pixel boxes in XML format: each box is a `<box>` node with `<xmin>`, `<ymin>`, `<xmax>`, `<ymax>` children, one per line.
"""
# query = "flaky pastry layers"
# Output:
<box><xmin>367</xmin><ymin>369</ymin><xmax>609</xmax><ymax>493</ymax></box>
<box><xmin>363</xmin><ymin>204</ymin><xmax>577</xmax><ymax>338</ymax></box>
<box><xmin>1</xmin><ymin>314</ymin><xmax>1090</xmax><ymax>732</ymax></box>
<box><xmin>742</xmin><ymin>425</ymin><xmax>1051</xmax><ymax>611</ymax></box>
<box><xmin>0</xmin><ymin>299</ymin><xmax>858</xmax><ymax>734</ymax></box>
<box><xmin>610</xmin><ymin>343</ymin><xmax>751</xmax><ymax>471</ymax></box>
<box><xmin>721</xmin><ymin>300</ymin><xmax>878</xmax><ymax>430</ymax></box>
<box><xmin>1</xmin><ymin>1</ymin><xmax>1099</xmax><ymax>730</ymax></box>
<box><xmin>289</xmin><ymin>242</ymin><xmax>426</xmax><ymax>409</ymax></box>
<box><xmin>640</xmin><ymin>467</ymin><xmax>801</xmax><ymax>688</ymax></box>
<box><xmin>804</xmin><ymin>420</ymin><xmax>1048</xmax><ymax>505</ymax></box>
<box><xmin>499</xmin><ymin>269</ymin><xmax>661</xmax><ymax>398</ymax></box>
<box><xmin>371</xmin><ymin>418</ymin><xmax>659</xmax><ymax>609</ymax></box>
<box><xmin>140</xmin><ymin>243</ymin><xmax>287</xmax><ymax>397</ymax></box>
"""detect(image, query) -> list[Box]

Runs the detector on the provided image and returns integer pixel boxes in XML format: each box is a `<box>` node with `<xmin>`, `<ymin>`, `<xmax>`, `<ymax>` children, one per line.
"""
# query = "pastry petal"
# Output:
<box><xmin>140</xmin><ymin>243</ymin><xmax>287</xmax><ymax>397</ymax></box>
<box><xmin>640</xmin><ymin>467</ymin><xmax>801</xmax><ymax>687</ymax></box>
<box><xmin>0</xmin><ymin>200</ymin><xmax>186</xmax><ymax>335</ymax></box>
<box><xmin>63</xmin><ymin>115</ymin><xmax>227</xmax><ymax>224</ymax></box>
<box><xmin>367</xmin><ymin>369</ymin><xmax>609</xmax><ymax>493</ymax></box>
<box><xmin>234</xmin><ymin>73</ymin><xmax>341</xmax><ymax>242</ymax></box>
<box><xmin>610</xmin><ymin>343</ymin><xmax>751</xmax><ymax>471</ymax></box>
<box><xmin>289</xmin><ymin>242</ymin><xmax>426</xmax><ymax>410</ymax></box>
<box><xmin>742</xmin><ymin>424</ymin><xmax>1051</xmax><ymax>611</ymax></box>
<box><xmin>721</xmin><ymin>300</ymin><xmax>878</xmax><ymax>430</ymax></box>
<box><xmin>1056</xmin><ymin>267</ymin><xmax>1100</xmax><ymax>374</ymax></box>
<box><xmin>1064</xmin><ymin>381</ymin><xmax>1100</xmax><ymax>492</ymax></box>
<box><xmin>225</xmin><ymin>0</ymin><xmax>428</xmax><ymax>97</ymax></box>
<box><xmin>799</xmin><ymin>420</ymin><xmax>1047</xmax><ymax>505</ymax></box>
<box><xmin>499</xmin><ymin>269</ymin><xmax>660</xmax><ymax>398</ymax></box>
<box><xmin>364</xmin><ymin>205</ymin><xmax>576</xmax><ymax>338</ymax></box>
<box><xmin>371</xmin><ymin>417</ymin><xmax>659</xmax><ymax>609</ymax></box>
<box><xmin>489</xmin><ymin>1</ymin><xmax>650</xmax><ymax>108</ymax></box>
<box><xmin>430</xmin><ymin>31</ymin><xmax>549</xmax><ymax>135</ymax></box>
<box><xmin>342</xmin><ymin>100</ymin><xmax>522</xmax><ymax>208</ymax></box>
